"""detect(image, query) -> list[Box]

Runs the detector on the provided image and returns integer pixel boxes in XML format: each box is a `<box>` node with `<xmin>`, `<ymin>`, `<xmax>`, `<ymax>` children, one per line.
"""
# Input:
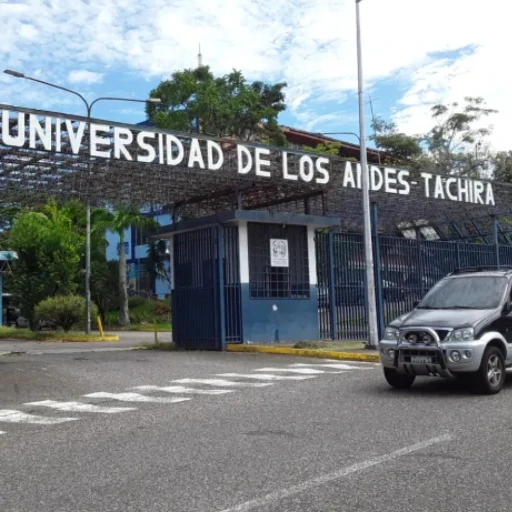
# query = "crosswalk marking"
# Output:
<box><xmin>0</xmin><ymin>410</ymin><xmax>78</xmax><ymax>425</ymax></box>
<box><xmin>253</xmin><ymin>367</ymin><xmax>341</xmax><ymax>375</ymax></box>
<box><xmin>173</xmin><ymin>378</ymin><xmax>273</xmax><ymax>388</ymax></box>
<box><xmin>288</xmin><ymin>363</ymin><xmax>375</xmax><ymax>370</ymax></box>
<box><xmin>83</xmin><ymin>392</ymin><xmax>192</xmax><ymax>404</ymax></box>
<box><xmin>24</xmin><ymin>400</ymin><xmax>136</xmax><ymax>414</ymax></box>
<box><xmin>217</xmin><ymin>373</ymin><xmax>315</xmax><ymax>381</ymax></box>
<box><xmin>132</xmin><ymin>385</ymin><xmax>233</xmax><ymax>395</ymax></box>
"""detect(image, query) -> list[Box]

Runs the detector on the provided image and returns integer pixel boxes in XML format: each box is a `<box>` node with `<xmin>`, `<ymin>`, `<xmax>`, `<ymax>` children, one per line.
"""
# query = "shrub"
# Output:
<box><xmin>35</xmin><ymin>295</ymin><xmax>98</xmax><ymax>332</ymax></box>
<box><xmin>128</xmin><ymin>296</ymin><xmax>148</xmax><ymax>309</ymax></box>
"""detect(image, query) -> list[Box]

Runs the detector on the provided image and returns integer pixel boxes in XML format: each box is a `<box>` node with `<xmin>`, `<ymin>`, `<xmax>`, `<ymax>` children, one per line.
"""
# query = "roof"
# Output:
<box><xmin>1</xmin><ymin>103</ymin><xmax>512</xmax><ymax>235</ymax></box>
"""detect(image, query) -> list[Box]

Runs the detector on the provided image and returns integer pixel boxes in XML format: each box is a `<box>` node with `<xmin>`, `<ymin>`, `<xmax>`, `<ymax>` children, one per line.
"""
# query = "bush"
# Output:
<box><xmin>128</xmin><ymin>296</ymin><xmax>147</xmax><ymax>309</ymax></box>
<box><xmin>35</xmin><ymin>295</ymin><xmax>98</xmax><ymax>332</ymax></box>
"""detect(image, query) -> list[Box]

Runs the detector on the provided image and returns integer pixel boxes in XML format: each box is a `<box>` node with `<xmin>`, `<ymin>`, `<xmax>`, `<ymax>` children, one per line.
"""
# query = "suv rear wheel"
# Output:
<box><xmin>473</xmin><ymin>346</ymin><xmax>505</xmax><ymax>395</ymax></box>
<box><xmin>383</xmin><ymin>367</ymin><xmax>415</xmax><ymax>389</ymax></box>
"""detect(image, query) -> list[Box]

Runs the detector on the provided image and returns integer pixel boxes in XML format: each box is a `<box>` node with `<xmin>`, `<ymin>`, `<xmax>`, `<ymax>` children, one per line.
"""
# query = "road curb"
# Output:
<box><xmin>0</xmin><ymin>346</ymin><xmax>145</xmax><ymax>357</ymax></box>
<box><xmin>226</xmin><ymin>344</ymin><xmax>381</xmax><ymax>363</ymax></box>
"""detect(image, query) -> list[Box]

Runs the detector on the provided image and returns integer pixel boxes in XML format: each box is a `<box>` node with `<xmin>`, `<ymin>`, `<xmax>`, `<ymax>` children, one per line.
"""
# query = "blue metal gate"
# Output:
<box><xmin>316</xmin><ymin>231</ymin><xmax>512</xmax><ymax>341</ymax></box>
<box><xmin>172</xmin><ymin>225</ymin><xmax>241</xmax><ymax>349</ymax></box>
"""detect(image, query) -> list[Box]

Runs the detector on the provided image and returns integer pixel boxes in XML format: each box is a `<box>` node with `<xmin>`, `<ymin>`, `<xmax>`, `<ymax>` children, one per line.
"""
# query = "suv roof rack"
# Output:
<box><xmin>451</xmin><ymin>266</ymin><xmax>512</xmax><ymax>275</ymax></box>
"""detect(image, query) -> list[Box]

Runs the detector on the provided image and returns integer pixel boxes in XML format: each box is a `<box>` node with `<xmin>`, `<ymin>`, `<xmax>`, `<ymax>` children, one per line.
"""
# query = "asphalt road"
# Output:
<box><xmin>1</xmin><ymin>350</ymin><xmax>511</xmax><ymax>512</ymax></box>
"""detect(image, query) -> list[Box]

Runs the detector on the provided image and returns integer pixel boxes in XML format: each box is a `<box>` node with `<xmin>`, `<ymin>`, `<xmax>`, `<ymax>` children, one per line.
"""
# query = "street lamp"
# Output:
<box><xmin>319</xmin><ymin>132</ymin><xmax>361</xmax><ymax>143</ymax></box>
<box><xmin>4</xmin><ymin>69</ymin><xmax>161</xmax><ymax>335</ymax></box>
<box><xmin>355</xmin><ymin>0</ymin><xmax>379</xmax><ymax>349</ymax></box>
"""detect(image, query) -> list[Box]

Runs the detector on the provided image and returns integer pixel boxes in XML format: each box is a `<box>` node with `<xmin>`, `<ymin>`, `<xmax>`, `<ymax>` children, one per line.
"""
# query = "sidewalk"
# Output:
<box><xmin>0</xmin><ymin>331</ymin><xmax>172</xmax><ymax>356</ymax></box>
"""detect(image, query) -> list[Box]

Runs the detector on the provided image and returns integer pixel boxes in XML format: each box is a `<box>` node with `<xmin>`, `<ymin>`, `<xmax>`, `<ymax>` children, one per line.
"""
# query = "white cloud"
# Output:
<box><xmin>67</xmin><ymin>70</ymin><xmax>104</xmax><ymax>85</ymax></box>
<box><xmin>0</xmin><ymin>0</ymin><xmax>510</xmax><ymax>148</ymax></box>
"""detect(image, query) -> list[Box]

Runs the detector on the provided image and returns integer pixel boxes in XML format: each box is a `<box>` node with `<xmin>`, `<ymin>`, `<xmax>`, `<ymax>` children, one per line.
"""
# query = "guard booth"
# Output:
<box><xmin>161</xmin><ymin>210</ymin><xmax>340</xmax><ymax>350</ymax></box>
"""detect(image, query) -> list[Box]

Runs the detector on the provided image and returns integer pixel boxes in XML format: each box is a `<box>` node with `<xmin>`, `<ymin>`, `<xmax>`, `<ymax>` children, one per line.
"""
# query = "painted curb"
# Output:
<box><xmin>226</xmin><ymin>344</ymin><xmax>381</xmax><ymax>363</ymax></box>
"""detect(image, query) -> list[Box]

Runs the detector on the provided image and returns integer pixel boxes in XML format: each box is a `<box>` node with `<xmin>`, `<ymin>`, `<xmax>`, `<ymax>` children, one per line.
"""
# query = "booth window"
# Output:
<box><xmin>248</xmin><ymin>223</ymin><xmax>310</xmax><ymax>299</ymax></box>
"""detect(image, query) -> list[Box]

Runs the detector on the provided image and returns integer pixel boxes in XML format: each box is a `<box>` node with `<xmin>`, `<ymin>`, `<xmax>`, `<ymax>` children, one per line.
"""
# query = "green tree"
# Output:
<box><xmin>147</xmin><ymin>239</ymin><xmax>171</xmax><ymax>288</ymax></box>
<box><xmin>492</xmin><ymin>151</ymin><xmax>512</xmax><ymax>183</ymax></box>
<box><xmin>370</xmin><ymin>116</ymin><xmax>423</xmax><ymax>163</ymax></box>
<box><xmin>8</xmin><ymin>207</ymin><xmax>82</xmax><ymax>330</ymax></box>
<box><xmin>97</xmin><ymin>208</ymin><xmax>160</xmax><ymax>326</ymax></box>
<box><xmin>425</xmin><ymin>96</ymin><xmax>497</xmax><ymax>177</ymax></box>
<box><xmin>146</xmin><ymin>66</ymin><xmax>288</xmax><ymax>145</ymax></box>
<box><xmin>303</xmin><ymin>141</ymin><xmax>343</xmax><ymax>156</ymax></box>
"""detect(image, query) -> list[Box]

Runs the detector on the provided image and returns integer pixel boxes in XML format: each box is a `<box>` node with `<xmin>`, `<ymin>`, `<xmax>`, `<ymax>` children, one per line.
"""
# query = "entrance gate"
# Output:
<box><xmin>316</xmin><ymin>230</ymin><xmax>512</xmax><ymax>341</ymax></box>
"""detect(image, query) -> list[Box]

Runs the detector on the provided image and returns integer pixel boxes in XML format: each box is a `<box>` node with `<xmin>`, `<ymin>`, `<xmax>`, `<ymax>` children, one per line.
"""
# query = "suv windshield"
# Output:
<box><xmin>418</xmin><ymin>275</ymin><xmax>507</xmax><ymax>310</ymax></box>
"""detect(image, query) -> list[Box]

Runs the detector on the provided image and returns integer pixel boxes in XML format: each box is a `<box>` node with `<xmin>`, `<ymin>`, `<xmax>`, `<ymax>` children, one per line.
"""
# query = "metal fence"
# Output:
<box><xmin>316</xmin><ymin>231</ymin><xmax>512</xmax><ymax>341</ymax></box>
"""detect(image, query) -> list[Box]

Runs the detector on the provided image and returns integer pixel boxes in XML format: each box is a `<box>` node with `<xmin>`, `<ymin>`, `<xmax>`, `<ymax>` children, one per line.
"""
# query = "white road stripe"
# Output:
<box><xmin>25</xmin><ymin>400</ymin><xmax>136</xmax><ymax>414</ymax></box>
<box><xmin>253</xmin><ymin>368</ymin><xmax>337</xmax><ymax>375</ymax></box>
<box><xmin>289</xmin><ymin>363</ymin><xmax>374</xmax><ymax>370</ymax></box>
<box><xmin>173</xmin><ymin>378</ymin><xmax>273</xmax><ymax>388</ymax></box>
<box><xmin>218</xmin><ymin>434</ymin><xmax>453</xmax><ymax>512</ymax></box>
<box><xmin>217</xmin><ymin>373</ymin><xmax>315</xmax><ymax>381</ymax></box>
<box><xmin>83</xmin><ymin>392</ymin><xmax>192</xmax><ymax>404</ymax></box>
<box><xmin>0</xmin><ymin>410</ymin><xmax>77</xmax><ymax>425</ymax></box>
<box><xmin>0</xmin><ymin>431</ymin><xmax>6</xmax><ymax>435</ymax></box>
<box><xmin>133</xmin><ymin>385</ymin><xmax>233</xmax><ymax>395</ymax></box>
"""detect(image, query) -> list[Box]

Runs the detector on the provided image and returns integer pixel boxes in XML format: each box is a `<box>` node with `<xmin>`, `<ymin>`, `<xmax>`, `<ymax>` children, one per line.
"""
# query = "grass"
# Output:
<box><xmin>140</xmin><ymin>341</ymin><xmax>178</xmax><ymax>351</ymax></box>
<box><xmin>0</xmin><ymin>327</ymin><xmax>119</xmax><ymax>342</ymax></box>
<box><xmin>104</xmin><ymin>298</ymin><xmax>171</xmax><ymax>332</ymax></box>
<box><xmin>113</xmin><ymin>323</ymin><xmax>171</xmax><ymax>332</ymax></box>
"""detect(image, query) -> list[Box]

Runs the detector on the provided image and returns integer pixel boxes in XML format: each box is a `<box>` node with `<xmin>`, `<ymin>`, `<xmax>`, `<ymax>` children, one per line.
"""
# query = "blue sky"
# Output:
<box><xmin>1</xmin><ymin>0</ymin><xmax>509</xmax><ymax>150</ymax></box>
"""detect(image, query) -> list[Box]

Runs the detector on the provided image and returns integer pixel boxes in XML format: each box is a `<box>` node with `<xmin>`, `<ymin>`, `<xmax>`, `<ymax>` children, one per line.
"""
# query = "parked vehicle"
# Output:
<box><xmin>13</xmin><ymin>314</ymin><xmax>57</xmax><ymax>331</ymax></box>
<box><xmin>379</xmin><ymin>267</ymin><xmax>512</xmax><ymax>394</ymax></box>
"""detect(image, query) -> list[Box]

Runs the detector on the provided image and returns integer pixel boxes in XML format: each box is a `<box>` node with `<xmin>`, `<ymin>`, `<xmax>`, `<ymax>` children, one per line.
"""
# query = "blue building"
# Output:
<box><xmin>105</xmin><ymin>209</ymin><xmax>173</xmax><ymax>300</ymax></box>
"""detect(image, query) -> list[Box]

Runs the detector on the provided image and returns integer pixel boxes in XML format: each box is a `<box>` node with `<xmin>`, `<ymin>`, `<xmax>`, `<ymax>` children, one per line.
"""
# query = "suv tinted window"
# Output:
<box><xmin>418</xmin><ymin>276</ymin><xmax>507</xmax><ymax>310</ymax></box>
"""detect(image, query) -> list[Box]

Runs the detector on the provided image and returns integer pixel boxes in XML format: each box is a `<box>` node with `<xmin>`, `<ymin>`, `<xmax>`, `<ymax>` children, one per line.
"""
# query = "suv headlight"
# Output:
<box><xmin>383</xmin><ymin>327</ymin><xmax>399</xmax><ymax>341</ymax></box>
<box><xmin>447</xmin><ymin>328</ymin><xmax>474</xmax><ymax>342</ymax></box>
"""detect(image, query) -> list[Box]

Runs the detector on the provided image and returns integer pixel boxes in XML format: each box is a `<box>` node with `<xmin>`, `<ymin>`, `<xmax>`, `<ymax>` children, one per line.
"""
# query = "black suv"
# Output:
<box><xmin>379</xmin><ymin>267</ymin><xmax>512</xmax><ymax>394</ymax></box>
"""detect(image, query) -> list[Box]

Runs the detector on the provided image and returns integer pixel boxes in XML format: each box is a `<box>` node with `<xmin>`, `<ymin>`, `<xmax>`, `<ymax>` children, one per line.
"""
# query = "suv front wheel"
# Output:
<box><xmin>383</xmin><ymin>367</ymin><xmax>415</xmax><ymax>389</ymax></box>
<box><xmin>473</xmin><ymin>346</ymin><xmax>506</xmax><ymax>395</ymax></box>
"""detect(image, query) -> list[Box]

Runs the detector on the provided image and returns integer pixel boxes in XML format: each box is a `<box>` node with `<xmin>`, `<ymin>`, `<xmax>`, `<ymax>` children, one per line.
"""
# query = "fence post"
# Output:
<box><xmin>371</xmin><ymin>203</ymin><xmax>385</xmax><ymax>339</ymax></box>
<box><xmin>456</xmin><ymin>240</ymin><xmax>461</xmax><ymax>269</ymax></box>
<box><xmin>327</xmin><ymin>231</ymin><xmax>338</xmax><ymax>340</ymax></box>
<box><xmin>217</xmin><ymin>224</ymin><xmax>227</xmax><ymax>350</ymax></box>
<box><xmin>492</xmin><ymin>215</ymin><xmax>500</xmax><ymax>268</ymax></box>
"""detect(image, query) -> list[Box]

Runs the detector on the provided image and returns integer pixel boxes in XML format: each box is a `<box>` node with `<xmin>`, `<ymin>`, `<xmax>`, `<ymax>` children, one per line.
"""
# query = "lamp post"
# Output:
<box><xmin>354</xmin><ymin>0</ymin><xmax>379</xmax><ymax>349</ymax></box>
<box><xmin>4</xmin><ymin>69</ymin><xmax>161</xmax><ymax>334</ymax></box>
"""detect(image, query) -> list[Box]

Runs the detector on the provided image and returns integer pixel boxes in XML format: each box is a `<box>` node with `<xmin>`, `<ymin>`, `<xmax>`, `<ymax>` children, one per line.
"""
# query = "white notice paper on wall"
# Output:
<box><xmin>270</xmin><ymin>239</ymin><xmax>289</xmax><ymax>267</ymax></box>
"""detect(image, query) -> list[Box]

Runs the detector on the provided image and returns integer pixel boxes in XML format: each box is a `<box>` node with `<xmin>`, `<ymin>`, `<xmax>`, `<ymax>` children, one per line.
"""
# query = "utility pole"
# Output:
<box><xmin>355</xmin><ymin>0</ymin><xmax>379</xmax><ymax>349</ymax></box>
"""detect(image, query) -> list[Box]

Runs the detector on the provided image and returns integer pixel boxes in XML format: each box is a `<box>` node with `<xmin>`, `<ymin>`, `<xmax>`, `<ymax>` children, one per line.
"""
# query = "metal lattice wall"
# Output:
<box><xmin>316</xmin><ymin>232</ymin><xmax>512</xmax><ymax>341</ymax></box>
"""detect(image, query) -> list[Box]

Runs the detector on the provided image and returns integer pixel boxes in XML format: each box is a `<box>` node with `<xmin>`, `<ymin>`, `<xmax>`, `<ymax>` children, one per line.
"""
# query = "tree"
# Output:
<box><xmin>425</xmin><ymin>96</ymin><xmax>497</xmax><ymax>177</ymax></box>
<box><xmin>370</xmin><ymin>116</ymin><xmax>423</xmax><ymax>163</ymax></box>
<box><xmin>90</xmin><ymin>260</ymin><xmax>120</xmax><ymax>323</ymax></box>
<box><xmin>492</xmin><ymin>151</ymin><xmax>512</xmax><ymax>183</ymax></box>
<box><xmin>303</xmin><ymin>141</ymin><xmax>343</xmax><ymax>156</ymax></box>
<box><xmin>146</xmin><ymin>66</ymin><xmax>288</xmax><ymax>146</ymax></box>
<box><xmin>146</xmin><ymin>240</ymin><xmax>171</xmax><ymax>288</ymax></box>
<box><xmin>97</xmin><ymin>209</ymin><xmax>160</xmax><ymax>326</ymax></box>
<box><xmin>8</xmin><ymin>207</ymin><xmax>82</xmax><ymax>330</ymax></box>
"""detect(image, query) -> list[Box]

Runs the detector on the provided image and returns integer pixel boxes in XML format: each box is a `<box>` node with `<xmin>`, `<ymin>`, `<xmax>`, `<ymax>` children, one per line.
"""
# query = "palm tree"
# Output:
<box><xmin>98</xmin><ymin>208</ymin><xmax>160</xmax><ymax>326</ymax></box>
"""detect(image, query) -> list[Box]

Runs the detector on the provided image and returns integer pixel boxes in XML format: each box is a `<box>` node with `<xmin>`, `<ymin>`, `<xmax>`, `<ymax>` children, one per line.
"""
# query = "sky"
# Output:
<box><xmin>1</xmin><ymin>0</ymin><xmax>510</xmax><ymax>150</ymax></box>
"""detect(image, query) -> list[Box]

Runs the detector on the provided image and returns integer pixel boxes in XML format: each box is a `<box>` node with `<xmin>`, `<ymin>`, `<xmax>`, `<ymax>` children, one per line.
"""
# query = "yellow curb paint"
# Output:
<box><xmin>226</xmin><ymin>344</ymin><xmax>381</xmax><ymax>363</ymax></box>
